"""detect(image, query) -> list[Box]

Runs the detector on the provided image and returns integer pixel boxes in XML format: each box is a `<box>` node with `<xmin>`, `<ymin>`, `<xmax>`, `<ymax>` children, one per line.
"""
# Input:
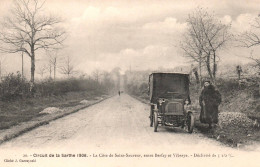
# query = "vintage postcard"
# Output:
<box><xmin>0</xmin><ymin>0</ymin><xmax>259</xmax><ymax>166</ymax></box>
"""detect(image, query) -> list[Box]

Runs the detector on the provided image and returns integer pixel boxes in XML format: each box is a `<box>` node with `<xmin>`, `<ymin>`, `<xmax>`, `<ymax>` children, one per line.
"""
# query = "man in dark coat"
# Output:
<box><xmin>199</xmin><ymin>81</ymin><xmax>222</xmax><ymax>128</ymax></box>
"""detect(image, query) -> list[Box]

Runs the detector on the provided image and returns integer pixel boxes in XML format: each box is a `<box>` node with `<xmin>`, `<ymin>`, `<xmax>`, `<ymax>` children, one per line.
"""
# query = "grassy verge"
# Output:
<box><xmin>128</xmin><ymin>79</ymin><xmax>260</xmax><ymax>149</ymax></box>
<box><xmin>0</xmin><ymin>90</ymin><xmax>109</xmax><ymax>130</ymax></box>
<box><xmin>195</xmin><ymin>121</ymin><xmax>260</xmax><ymax>148</ymax></box>
<box><xmin>190</xmin><ymin>80</ymin><xmax>260</xmax><ymax>148</ymax></box>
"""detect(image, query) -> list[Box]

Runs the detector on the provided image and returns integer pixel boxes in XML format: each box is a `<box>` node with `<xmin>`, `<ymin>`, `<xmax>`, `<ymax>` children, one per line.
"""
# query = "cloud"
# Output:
<box><xmin>2</xmin><ymin>0</ymin><xmax>259</xmax><ymax>76</ymax></box>
<box><xmin>82</xmin><ymin>6</ymin><xmax>101</xmax><ymax>21</ymax></box>
<box><xmin>73</xmin><ymin>6</ymin><xmax>123</xmax><ymax>24</ymax></box>
<box><xmin>66</xmin><ymin>1</ymin><xmax>260</xmax><ymax>60</ymax></box>
<box><xmin>221</xmin><ymin>15</ymin><xmax>232</xmax><ymax>24</ymax></box>
<box><xmin>76</xmin><ymin>44</ymin><xmax>186</xmax><ymax>74</ymax></box>
<box><xmin>232</xmin><ymin>13</ymin><xmax>256</xmax><ymax>32</ymax></box>
<box><xmin>142</xmin><ymin>17</ymin><xmax>187</xmax><ymax>34</ymax></box>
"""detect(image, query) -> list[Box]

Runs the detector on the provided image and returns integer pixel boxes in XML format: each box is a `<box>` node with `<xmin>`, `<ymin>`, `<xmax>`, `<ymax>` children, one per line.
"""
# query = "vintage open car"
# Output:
<box><xmin>149</xmin><ymin>73</ymin><xmax>194</xmax><ymax>133</ymax></box>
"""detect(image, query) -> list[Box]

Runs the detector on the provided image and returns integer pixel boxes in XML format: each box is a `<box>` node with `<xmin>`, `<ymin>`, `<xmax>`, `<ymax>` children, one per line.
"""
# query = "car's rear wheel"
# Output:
<box><xmin>154</xmin><ymin>112</ymin><xmax>158</xmax><ymax>132</ymax></box>
<box><xmin>187</xmin><ymin>112</ymin><xmax>194</xmax><ymax>133</ymax></box>
<box><xmin>150</xmin><ymin>109</ymin><xmax>154</xmax><ymax>127</ymax></box>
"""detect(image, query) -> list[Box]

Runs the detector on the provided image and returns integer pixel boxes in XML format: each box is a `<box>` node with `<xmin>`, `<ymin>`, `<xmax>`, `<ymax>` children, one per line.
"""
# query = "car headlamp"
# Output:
<box><xmin>159</xmin><ymin>98</ymin><xmax>165</xmax><ymax>105</ymax></box>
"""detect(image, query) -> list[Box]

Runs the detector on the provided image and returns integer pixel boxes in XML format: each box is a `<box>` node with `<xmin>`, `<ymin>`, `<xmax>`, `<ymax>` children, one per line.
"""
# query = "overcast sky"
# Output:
<box><xmin>0</xmin><ymin>0</ymin><xmax>260</xmax><ymax>78</ymax></box>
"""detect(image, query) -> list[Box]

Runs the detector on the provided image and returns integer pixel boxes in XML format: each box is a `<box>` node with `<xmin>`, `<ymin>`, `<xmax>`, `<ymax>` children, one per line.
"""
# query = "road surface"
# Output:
<box><xmin>0</xmin><ymin>94</ymin><xmax>259</xmax><ymax>167</ymax></box>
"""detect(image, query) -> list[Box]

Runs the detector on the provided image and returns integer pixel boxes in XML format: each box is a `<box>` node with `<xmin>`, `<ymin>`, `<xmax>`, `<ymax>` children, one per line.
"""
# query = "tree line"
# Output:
<box><xmin>0</xmin><ymin>1</ymin><xmax>259</xmax><ymax>89</ymax></box>
<box><xmin>180</xmin><ymin>7</ymin><xmax>260</xmax><ymax>85</ymax></box>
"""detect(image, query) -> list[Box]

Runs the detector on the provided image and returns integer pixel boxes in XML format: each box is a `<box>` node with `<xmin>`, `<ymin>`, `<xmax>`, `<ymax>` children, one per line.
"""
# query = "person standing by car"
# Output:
<box><xmin>199</xmin><ymin>80</ymin><xmax>222</xmax><ymax>129</ymax></box>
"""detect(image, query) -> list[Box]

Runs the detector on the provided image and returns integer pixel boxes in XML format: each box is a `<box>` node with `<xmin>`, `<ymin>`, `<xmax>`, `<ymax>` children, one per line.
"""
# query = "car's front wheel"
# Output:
<box><xmin>187</xmin><ymin>112</ymin><xmax>194</xmax><ymax>133</ymax></box>
<box><xmin>150</xmin><ymin>109</ymin><xmax>154</xmax><ymax>127</ymax></box>
<box><xmin>154</xmin><ymin>112</ymin><xmax>158</xmax><ymax>132</ymax></box>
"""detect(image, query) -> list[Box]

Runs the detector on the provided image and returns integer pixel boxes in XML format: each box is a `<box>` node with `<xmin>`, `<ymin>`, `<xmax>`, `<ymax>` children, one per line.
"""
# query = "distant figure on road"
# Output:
<box><xmin>118</xmin><ymin>91</ymin><xmax>120</xmax><ymax>96</ymax></box>
<box><xmin>199</xmin><ymin>80</ymin><xmax>222</xmax><ymax>129</ymax></box>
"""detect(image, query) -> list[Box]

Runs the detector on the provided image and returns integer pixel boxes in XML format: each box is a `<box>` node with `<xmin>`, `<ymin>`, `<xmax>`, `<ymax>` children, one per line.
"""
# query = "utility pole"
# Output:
<box><xmin>49</xmin><ymin>62</ymin><xmax>52</xmax><ymax>79</ymax></box>
<box><xmin>22</xmin><ymin>51</ymin><xmax>24</xmax><ymax>79</ymax></box>
<box><xmin>20</xmin><ymin>42</ymin><xmax>24</xmax><ymax>80</ymax></box>
<box><xmin>0</xmin><ymin>60</ymin><xmax>1</xmax><ymax>79</ymax></box>
<box><xmin>53</xmin><ymin>57</ymin><xmax>57</xmax><ymax>80</ymax></box>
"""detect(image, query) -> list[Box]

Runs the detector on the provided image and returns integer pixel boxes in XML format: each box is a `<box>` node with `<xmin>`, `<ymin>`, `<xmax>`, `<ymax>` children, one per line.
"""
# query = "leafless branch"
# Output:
<box><xmin>180</xmin><ymin>7</ymin><xmax>231</xmax><ymax>82</ymax></box>
<box><xmin>237</xmin><ymin>17</ymin><xmax>260</xmax><ymax>48</ymax></box>
<box><xmin>0</xmin><ymin>0</ymin><xmax>66</xmax><ymax>83</ymax></box>
<box><xmin>59</xmin><ymin>55</ymin><xmax>77</xmax><ymax>77</ymax></box>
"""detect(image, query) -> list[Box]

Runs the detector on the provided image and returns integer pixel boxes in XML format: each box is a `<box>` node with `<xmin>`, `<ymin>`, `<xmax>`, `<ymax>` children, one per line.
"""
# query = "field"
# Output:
<box><xmin>0</xmin><ymin>74</ymin><xmax>114</xmax><ymax>130</ymax></box>
<box><xmin>0</xmin><ymin>90</ymin><xmax>109</xmax><ymax>130</ymax></box>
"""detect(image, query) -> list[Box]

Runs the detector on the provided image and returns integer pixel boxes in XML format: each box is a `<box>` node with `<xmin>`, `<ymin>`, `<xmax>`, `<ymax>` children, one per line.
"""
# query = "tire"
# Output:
<box><xmin>154</xmin><ymin>112</ymin><xmax>158</xmax><ymax>132</ymax></box>
<box><xmin>150</xmin><ymin>109</ymin><xmax>154</xmax><ymax>127</ymax></box>
<box><xmin>187</xmin><ymin>113</ymin><xmax>194</xmax><ymax>133</ymax></box>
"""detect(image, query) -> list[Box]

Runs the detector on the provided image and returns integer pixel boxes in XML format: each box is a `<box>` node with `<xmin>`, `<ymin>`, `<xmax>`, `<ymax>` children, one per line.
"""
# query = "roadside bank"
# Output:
<box><xmin>0</xmin><ymin>94</ymin><xmax>113</xmax><ymax>145</ymax></box>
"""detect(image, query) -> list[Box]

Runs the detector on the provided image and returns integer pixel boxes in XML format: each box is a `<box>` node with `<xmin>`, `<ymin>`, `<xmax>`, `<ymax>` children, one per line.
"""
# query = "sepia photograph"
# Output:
<box><xmin>0</xmin><ymin>0</ymin><xmax>259</xmax><ymax>166</ymax></box>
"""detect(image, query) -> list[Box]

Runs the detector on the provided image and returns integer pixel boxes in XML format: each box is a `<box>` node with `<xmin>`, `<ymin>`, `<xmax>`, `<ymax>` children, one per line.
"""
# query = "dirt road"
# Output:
<box><xmin>0</xmin><ymin>94</ymin><xmax>259</xmax><ymax>167</ymax></box>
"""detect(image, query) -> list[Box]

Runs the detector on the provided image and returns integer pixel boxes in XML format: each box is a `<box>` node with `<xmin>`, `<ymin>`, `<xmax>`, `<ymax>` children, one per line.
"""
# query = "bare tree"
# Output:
<box><xmin>248</xmin><ymin>50</ymin><xmax>260</xmax><ymax>72</ymax></box>
<box><xmin>92</xmin><ymin>69</ymin><xmax>102</xmax><ymax>83</ymax></box>
<box><xmin>48</xmin><ymin>58</ymin><xmax>52</xmax><ymax>79</ymax></box>
<box><xmin>180</xmin><ymin>8</ymin><xmax>232</xmax><ymax>83</ymax></box>
<box><xmin>36</xmin><ymin>64</ymin><xmax>47</xmax><ymax>78</ymax></box>
<box><xmin>238</xmin><ymin>17</ymin><xmax>260</xmax><ymax>48</ymax></box>
<box><xmin>238</xmin><ymin>16</ymin><xmax>260</xmax><ymax>94</ymax></box>
<box><xmin>46</xmin><ymin>50</ymin><xmax>60</xmax><ymax>80</ymax></box>
<box><xmin>59</xmin><ymin>55</ymin><xmax>77</xmax><ymax>77</ymax></box>
<box><xmin>238</xmin><ymin>16</ymin><xmax>260</xmax><ymax>70</ymax></box>
<box><xmin>180</xmin><ymin>30</ymin><xmax>205</xmax><ymax>84</ymax></box>
<box><xmin>0</xmin><ymin>55</ymin><xmax>7</xmax><ymax>78</ymax></box>
<box><xmin>249</xmin><ymin>55</ymin><xmax>260</xmax><ymax>71</ymax></box>
<box><xmin>0</xmin><ymin>0</ymin><xmax>66</xmax><ymax>85</ymax></box>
